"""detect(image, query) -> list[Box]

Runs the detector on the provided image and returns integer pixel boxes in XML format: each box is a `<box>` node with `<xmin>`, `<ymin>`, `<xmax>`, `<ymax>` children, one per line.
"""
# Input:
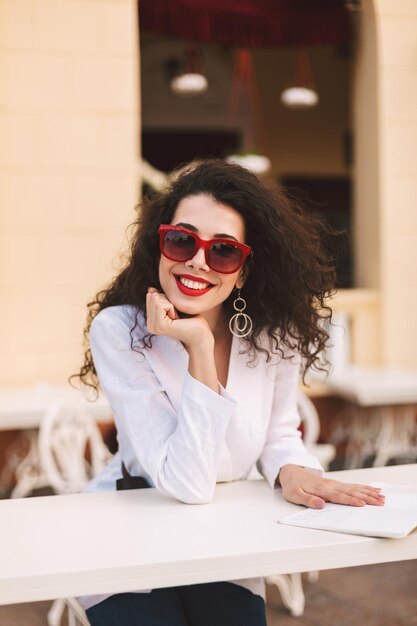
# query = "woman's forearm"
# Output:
<box><xmin>186</xmin><ymin>339</ymin><xmax>219</xmax><ymax>393</ymax></box>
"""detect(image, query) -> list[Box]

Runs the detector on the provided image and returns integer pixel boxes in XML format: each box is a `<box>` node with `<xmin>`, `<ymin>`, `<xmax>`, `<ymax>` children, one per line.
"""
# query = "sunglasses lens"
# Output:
<box><xmin>163</xmin><ymin>230</ymin><xmax>196</xmax><ymax>261</ymax></box>
<box><xmin>209</xmin><ymin>242</ymin><xmax>243</xmax><ymax>273</ymax></box>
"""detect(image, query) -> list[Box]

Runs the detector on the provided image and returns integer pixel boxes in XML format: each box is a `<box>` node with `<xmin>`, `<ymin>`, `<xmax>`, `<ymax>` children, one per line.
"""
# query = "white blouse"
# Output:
<box><xmin>79</xmin><ymin>304</ymin><xmax>323</xmax><ymax>610</ymax></box>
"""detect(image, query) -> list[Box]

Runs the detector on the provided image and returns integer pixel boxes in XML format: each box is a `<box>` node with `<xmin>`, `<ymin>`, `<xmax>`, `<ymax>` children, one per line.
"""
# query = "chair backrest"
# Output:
<box><xmin>39</xmin><ymin>402</ymin><xmax>112</xmax><ymax>494</ymax></box>
<box><xmin>297</xmin><ymin>390</ymin><xmax>336</xmax><ymax>470</ymax></box>
<box><xmin>296</xmin><ymin>390</ymin><xmax>321</xmax><ymax>445</ymax></box>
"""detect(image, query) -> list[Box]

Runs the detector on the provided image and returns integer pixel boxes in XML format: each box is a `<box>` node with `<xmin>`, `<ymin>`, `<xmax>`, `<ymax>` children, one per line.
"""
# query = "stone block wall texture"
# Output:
<box><xmin>0</xmin><ymin>0</ymin><xmax>141</xmax><ymax>384</ymax></box>
<box><xmin>354</xmin><ymin>0</ymin><xmax>417</xmax><ymax>366</ymax></box>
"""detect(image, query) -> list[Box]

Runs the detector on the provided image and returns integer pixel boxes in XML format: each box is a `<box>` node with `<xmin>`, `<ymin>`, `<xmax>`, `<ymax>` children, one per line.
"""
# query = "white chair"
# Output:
<box><xmin>297</xmin><ymin>390</ymin><xmax>336</xmax><ymax>470</ymax></box>
<box><xmin>39</xmin><ymin>402</ymin><xmax>112</xmax><ymax>495</ymax></box>
<box><xmin>38</xmin><ymin>403</ymin><xmax>112</xmax><ymax>626</ymax></box>
<box><xmin>48</xmin><ymin>596</ymin><xmax>90</xmax><ymax>626</ymax></box>
<box><xmin>9</xmin><ymin>431</ymin><xmax>50</xmax><ymax>499</ymax></box>
<box><xmin>265</xmin><ymin>390</ymin><xmax>336</xmax><ymax>616</ymax></box>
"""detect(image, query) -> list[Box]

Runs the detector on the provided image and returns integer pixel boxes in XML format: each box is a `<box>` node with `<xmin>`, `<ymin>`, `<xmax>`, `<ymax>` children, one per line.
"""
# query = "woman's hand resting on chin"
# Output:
<box><xmin>146</xmin><ymin>287</ymin><xmax>214</xmax><ymax>349</ymax></box>
<box><xmin>278</xmin><ymin>464</ymin><xmax>385</xmax><ymax>509</ymax></box>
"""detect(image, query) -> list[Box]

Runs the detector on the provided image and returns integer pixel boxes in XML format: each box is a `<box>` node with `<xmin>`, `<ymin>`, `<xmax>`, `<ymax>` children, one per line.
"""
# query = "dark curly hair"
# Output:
<box><xmin>73</xmin><ymin>159</ymin><xmax>335</xmax><ymax>391</ymax></box>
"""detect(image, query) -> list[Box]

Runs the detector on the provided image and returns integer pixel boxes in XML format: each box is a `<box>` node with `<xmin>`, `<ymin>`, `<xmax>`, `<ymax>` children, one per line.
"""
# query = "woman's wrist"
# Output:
<box><xmin>184</xmin><ymin>330</ymin><xmax>214</xmax><ymax>354</ymax></box>
<box><xmin>186</xmin><ymin>337</ymin><xmax>219</xmax><ymax>394</ymax></box>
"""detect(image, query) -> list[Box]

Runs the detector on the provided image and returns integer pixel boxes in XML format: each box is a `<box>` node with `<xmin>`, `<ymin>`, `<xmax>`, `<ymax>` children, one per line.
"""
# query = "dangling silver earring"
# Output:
<box><xmin>229</xmin><ymin>290</ymin><xmax>253</xmax><ymax>338</ymax></box>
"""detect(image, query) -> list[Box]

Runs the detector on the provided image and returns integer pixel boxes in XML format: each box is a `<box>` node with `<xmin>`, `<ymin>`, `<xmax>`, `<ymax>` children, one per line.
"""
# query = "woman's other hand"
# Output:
<box><xmin>278</xmin><ymin>464</ymin><xmax>385</xmax><ymax>509</ymax></box>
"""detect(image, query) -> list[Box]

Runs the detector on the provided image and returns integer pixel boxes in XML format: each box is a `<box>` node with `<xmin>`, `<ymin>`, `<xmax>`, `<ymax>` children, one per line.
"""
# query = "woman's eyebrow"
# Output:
<box><xmin>174</xmin><ymin>222</ymin><xmax>238</xmax><ymax>241</ymax></box>
<box><xmin>215</xmin><ymin>233</ymin><xmax>238</xmax><ymax>241</ymax></box>
<box><xmin>175</xmin><ymin>222</ymin><xmax>197</xmax><ymax>232</ymax></box>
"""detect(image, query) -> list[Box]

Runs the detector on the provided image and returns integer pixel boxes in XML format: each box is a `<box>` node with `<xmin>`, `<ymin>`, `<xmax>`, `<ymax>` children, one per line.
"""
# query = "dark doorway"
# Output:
<box><xmin>280</xmin><ymin>176</ymin><xmax>352</xmax><ymax>288</ymax></box>
<box><xmin>142</xmin><ymin>128</ymin><xmax>241</xmax><ymax>173</ymax></box>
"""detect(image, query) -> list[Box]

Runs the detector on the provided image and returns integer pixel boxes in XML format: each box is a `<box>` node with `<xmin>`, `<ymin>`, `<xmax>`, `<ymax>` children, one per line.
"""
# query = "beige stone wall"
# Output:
<box><xmin>352</xmin><ymin>0</ymin><xmax>382</xmax><ymax>364</ymax></box>
<box><xmin>354</xmin><ymin>0</ymin><xmax>417</xmax><ymax>366</ymax></box>
<box><xmin>0</xmin><ymin>0</ymin><xmax>141</xmax><ymax>385</ymax></box>
<box><xmin>377</xmin><ymin>0</ymin><xmax>417</xmax><ymax>366</ymax></box>
<box><xmin>353</xmin><ymin>0</ymin><xmax>381</xmax><ymax>293</ymax></box>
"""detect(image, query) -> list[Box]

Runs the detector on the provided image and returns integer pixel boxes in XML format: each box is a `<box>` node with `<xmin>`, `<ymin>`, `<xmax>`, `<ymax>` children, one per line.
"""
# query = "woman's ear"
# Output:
<box><xmin>235</xmin><ymin>267</ymin><xmax>248</xmax><ymax>289</ymax></box>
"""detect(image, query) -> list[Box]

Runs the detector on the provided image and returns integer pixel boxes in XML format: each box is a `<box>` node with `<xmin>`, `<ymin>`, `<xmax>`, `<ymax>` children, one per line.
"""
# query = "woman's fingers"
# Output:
<box><xmin>312</xmin><ymin>479</ymin><xmax>385</xmax><ymax>506</ymax></box>
<box><xmin>147</xmin><ymin>288</ymin><xmax>177</xmax><ymax>319</ymax></box>
<box><xmin>308</xmin><ymin>480</ymin><xmax>384</xmax><ymax>507</ymax></box>
<box><xmin>146</xmin><ymin>288</ymin><xmax>178</xmax><ymax>335</ymax></box>
<box><xmin>318</xmin><ymin>489</ymin><xmax>367</xmax><ymax>507</ymax></box>
<box><xmin>325</xmin><ymin>481</ymin><xmax>385</xmax><ymax>506</ymax></box>
<box><xmin>289</xmin><ymin>488</ymin><xmax>326</xmax><ymax>510</ymax></box>
<box><xmin>145</xmin><ymin>287</ymin><xmax>213</xmax><ymax>347</ymax></box>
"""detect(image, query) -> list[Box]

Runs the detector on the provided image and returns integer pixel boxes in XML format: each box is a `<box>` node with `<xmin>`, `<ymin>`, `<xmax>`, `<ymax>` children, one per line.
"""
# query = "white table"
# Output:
<box><xmin>0</xmin><ymin>464</ymin><xmax>416</xmax><ymax>606</ymax></box>
<box><xmin>324</xmin><ymin>367</ymin><xmax>417</xmax><ymax>468</ymax></box>
<box><xmin>325</xmin><ymin>366</ymin><xmax>417</xmax><ymax>406</ymax></box>
<box><xmin>0</xmin><ymin>384</ymin><xmax>113</xmax><ymax>495</ymax></box>
<box><xmin>0</xmin><ymin>384</ymin><xmax>113</xmax><ymax>430</ymax></box>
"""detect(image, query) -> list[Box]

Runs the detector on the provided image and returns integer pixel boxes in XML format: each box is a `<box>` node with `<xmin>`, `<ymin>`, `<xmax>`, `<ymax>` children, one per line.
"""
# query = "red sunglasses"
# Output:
<box><xmin>158</xmin><ymin>224</ymin><xmax>253</xmax><ymax>274</ymax></box>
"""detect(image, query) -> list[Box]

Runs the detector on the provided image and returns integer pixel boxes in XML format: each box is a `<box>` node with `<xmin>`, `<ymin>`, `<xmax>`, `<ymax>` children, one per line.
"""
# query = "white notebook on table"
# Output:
<box><xmin>278</xmin><ymin>483</ymin><xmax>417</xmax><ymax>539</ymax></box>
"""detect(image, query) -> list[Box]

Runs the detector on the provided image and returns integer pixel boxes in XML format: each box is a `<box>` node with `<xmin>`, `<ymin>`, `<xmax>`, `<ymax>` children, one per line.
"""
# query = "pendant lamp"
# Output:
<box><xmin>170</xmin><ymin>45</ymin><xmax>208</xmax><ymax>96</ymax></box>
<box><xmin>227</xmin><ymin>50</ymin><xmax>271</xmax><ymax>176</ymax></box>
<box><xmin>281</xmin><ymin>50</ymin><xmax>319</xmax><ymax>110</ymax></box>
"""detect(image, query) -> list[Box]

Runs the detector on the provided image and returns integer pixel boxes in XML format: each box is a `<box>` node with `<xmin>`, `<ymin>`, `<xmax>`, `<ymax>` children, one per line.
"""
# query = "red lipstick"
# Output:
<box><xmin>174</xmin><ymin>275</ymin><xmax>214</xmax><ymax>297</ymax></box>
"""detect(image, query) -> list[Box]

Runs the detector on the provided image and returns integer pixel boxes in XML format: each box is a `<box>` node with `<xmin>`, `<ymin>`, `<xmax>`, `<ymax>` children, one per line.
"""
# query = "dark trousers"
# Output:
<box><xmin>86</xmin><ymin>582</ymin><xmax>267</xmax><ymax>626</ymax></box>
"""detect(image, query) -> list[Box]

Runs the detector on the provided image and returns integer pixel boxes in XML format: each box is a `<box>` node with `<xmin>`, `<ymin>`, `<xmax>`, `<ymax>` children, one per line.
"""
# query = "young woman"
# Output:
<box><xmin>76</xmin><ymin>160</ymin><xmax>384</xmax><ymax>626</ymax></box>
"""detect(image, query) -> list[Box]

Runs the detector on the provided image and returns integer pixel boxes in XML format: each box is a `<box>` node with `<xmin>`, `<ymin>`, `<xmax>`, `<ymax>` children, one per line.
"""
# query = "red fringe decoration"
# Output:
<box><xmin>139</xmin><ymin>0</ymin><xmax>352</xmax><ymax>48</ymax></box>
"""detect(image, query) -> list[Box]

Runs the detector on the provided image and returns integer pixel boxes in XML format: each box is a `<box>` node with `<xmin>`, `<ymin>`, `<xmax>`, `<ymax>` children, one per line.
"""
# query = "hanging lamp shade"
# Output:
<box><xmin>281</xmin><ymin>50</ymin><xmax>319</xmax><ymax>109</ymax></box>
<box><xmin>227</xmin><ymin>153</ymin><xmax>271</xmax><ymax>175</ymax></box>
<box><xmin>281</xmin><ymin>86</ymin><xmax>319</xmax><ymax>108</ymax></box>
<box><xmin>170</xmin><ymin>73</ymin><xmax>208</xmax><ymax>95</ymax></box>
<box><xmin>170</xmin><ymin>45</ymin><xmax>208</xmax><ymax>96</ymax></box>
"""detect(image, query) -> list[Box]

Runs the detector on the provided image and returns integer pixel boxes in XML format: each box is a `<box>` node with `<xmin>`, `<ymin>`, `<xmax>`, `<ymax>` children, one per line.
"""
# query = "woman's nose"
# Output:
<box><xmin>187</xmin><ymin>246</ymin><xmax>209</xmax><ymax>271</ymax></box>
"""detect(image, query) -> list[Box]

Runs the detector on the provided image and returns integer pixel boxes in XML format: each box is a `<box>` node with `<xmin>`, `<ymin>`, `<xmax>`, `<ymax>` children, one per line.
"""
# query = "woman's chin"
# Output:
<box><xmin>177</xmin><ymin>310</ymin><xmax>197</xmax><ymax>319</ymax></box>
<box><xmin>172</xmin><ymin>297</ymin><xmax>211</xmax><ymax>318</ymax></box>
<box><xmin>174</xmin><ymin>301</ymin><xmax>202</xmax><ymax>317</ymax></box>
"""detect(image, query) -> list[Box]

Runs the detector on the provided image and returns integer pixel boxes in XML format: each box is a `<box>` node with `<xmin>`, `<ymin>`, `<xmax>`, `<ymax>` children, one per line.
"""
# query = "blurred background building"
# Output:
<box><xmin>0</xmin><ymin>0</ymin><xmax>416</xmax><ymax>387</ymax></box>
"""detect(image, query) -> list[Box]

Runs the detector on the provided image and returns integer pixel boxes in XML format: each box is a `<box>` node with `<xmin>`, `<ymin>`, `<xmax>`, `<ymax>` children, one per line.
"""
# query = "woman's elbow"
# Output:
<box><xmin>179</xmin><ymin>491</ymin><xmax>214</xmax><ymax>505</ymax></box>
<box><xmin>156</xmin><ymin>476</ymin><xmax>215</xmax><ymax>505</ymax></box>
<box><xmin>175</xmin><ymin>482</ymin><xmax>215</xmax><ymax>504</ymax></box>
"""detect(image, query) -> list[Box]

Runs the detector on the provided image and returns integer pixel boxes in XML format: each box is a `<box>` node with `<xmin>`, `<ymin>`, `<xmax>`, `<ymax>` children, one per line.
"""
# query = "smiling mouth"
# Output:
<box><xmin>174</xmin><ymin>274</ymin><xmax>214</xmax><ymax>296</ymax></box>
<box><xmin>176</xmin><ymin>275</ymin><xmax>214</xmax><ymax>290</ymax></box>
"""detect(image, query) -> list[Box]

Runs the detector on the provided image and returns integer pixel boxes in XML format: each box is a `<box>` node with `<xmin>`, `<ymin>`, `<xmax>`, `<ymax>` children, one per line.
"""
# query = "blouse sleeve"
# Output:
<box><xmin>90</xmin><ymin>309</ymin><xmax>237</xmax><ymax>504</ymax></box>
<box><xmin>256</xmin><ymin>353</ymin><xmax>323</xmax><ymax>489</ymax></box>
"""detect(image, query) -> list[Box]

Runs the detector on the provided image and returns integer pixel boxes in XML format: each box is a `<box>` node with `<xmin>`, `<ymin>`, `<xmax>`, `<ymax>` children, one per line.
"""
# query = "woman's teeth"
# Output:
<box><xmin>178</xmin><ymin>277</ymin><xmax>211</xmax><ymax>290</ymax></box>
